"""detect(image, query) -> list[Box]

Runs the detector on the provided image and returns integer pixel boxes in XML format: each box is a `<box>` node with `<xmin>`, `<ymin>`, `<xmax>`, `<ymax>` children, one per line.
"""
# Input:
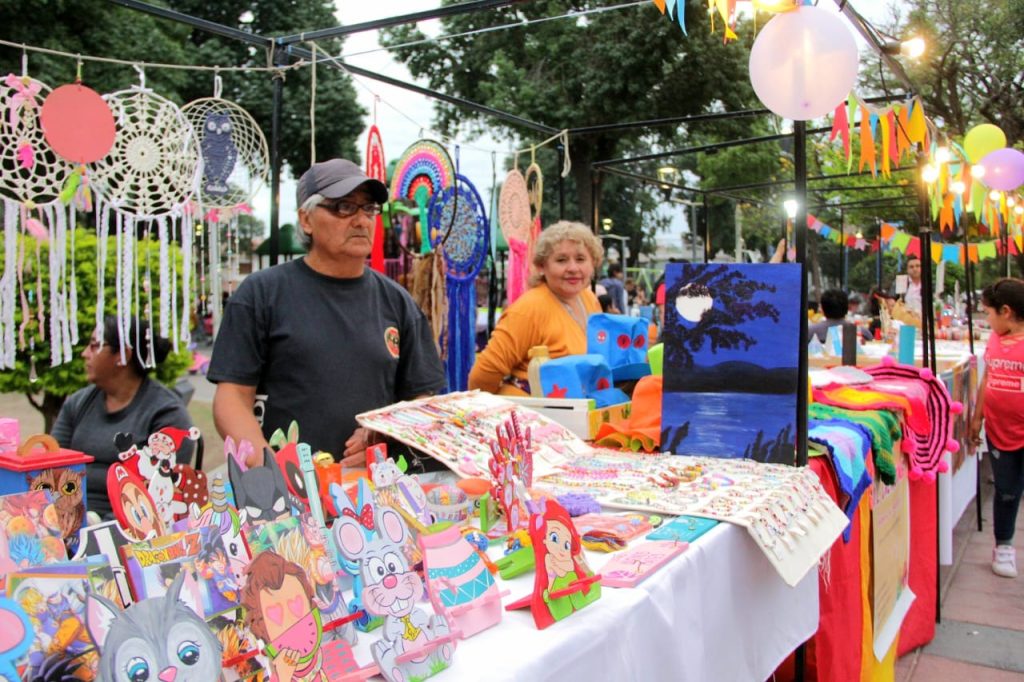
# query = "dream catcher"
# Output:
<box><xmin>182</xmin><ymin>75</ymin><xmax>269</xmax><ymax>338</ymax></box>
<box><xmin>366</xmin><ymin>124</ymin><xmax>387</xmax><ymax>273</ymax></box>
<box><xmin>90</xmin><ymin>70</ymin><xmax>201</xmax><ymax>359</ymax></box>
<box><xmin>497</xmin><ymin>168</ymin><xmax>531</xmax><ymax>304</ymax></box>
<box><xmin>390</xmin><ymin>139</ymin><xmax>455</xmax><ymax>255</ymax></box>
<box><xmin>0</xmin><ymin>66</ymin><xmax>77</xmax><ymax>372</ymax></box>
<box><xmin>428</xmin><ymin>174</ymin><xmax>489</xmax><ymax>392</ymax></box>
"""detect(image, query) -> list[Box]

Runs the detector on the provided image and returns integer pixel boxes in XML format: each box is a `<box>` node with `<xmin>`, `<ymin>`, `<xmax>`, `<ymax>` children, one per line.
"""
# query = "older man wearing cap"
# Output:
<box><xmin>208</xmin><ymin>158</ymin><xmax>446</xmax><ymax>466</ymax></box>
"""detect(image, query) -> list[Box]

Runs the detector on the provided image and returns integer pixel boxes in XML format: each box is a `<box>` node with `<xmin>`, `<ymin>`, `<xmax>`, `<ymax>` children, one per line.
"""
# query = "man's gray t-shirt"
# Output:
<box><xmin>207</xmin><ymin>259</ymin><xmax>446</xmax><ymax>457</ymax></box>
<box><xmin>51</xmin><ymin>378</ymin><xmax>193</xmax><ymax>518</ymax></box>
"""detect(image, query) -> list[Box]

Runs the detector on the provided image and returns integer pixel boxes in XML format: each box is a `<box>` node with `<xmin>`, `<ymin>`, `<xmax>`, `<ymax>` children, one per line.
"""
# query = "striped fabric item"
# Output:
<box><xmin>809</xmin><ymin>403</ymin><xmax>902</xmax><ymax>485</ymax></box>
<box><xmin>864</xmin><ymin>358</ymin><xmax>964</xmax><ymax>481</ymax></box>
<box><xmin>808</xmin><ymin>418</ymin><xmax>874</xmax><ymax>541</ymax></box>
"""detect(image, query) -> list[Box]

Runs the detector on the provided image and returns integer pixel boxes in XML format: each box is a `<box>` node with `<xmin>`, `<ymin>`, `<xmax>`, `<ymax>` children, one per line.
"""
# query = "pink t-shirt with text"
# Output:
<box><xmin>983</xmin><ymin>332</ymin><xmax>1024</xmax><ymax>450</ymax></box>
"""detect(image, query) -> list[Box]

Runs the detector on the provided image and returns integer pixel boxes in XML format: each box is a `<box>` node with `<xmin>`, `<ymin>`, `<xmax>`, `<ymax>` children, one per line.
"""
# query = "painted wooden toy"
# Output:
<box><xmin>0</xmin><ymin>433</ymin><xmax>93</xmax><ymax>547</ymax></box>
<box><xmin>334</xmin><ymin>501</ymin><xmax>457</xmax><ymax>682</ymax></box>
<box><xmin>506</xmin><ymin>498</ymin><xmax>601</xmax><ymax>629</ymax></box>
<box><xmin>419</xmin><ymin>524</ymin><xmax>506</xmax><ymax>639</ymax></box>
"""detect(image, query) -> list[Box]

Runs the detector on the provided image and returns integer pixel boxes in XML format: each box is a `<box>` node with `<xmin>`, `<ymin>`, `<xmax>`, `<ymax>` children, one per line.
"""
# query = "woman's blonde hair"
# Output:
<box><xmin>530</xmin><ymin>221</ymin><xmax>604</xmax><ymax>287</ymax></box>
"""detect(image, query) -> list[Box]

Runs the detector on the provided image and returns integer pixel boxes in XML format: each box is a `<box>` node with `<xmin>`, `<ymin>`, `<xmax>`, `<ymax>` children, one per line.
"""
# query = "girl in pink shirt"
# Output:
<box><xmin>970</xmin><ymin>278</ymin><xmax>1024</xmax><ymax>579</ymax></box>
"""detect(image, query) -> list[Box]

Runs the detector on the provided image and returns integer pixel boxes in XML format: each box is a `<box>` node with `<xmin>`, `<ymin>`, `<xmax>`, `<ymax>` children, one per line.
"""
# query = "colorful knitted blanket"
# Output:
<box><xmin>808</xmin><ymin>418</ymin><xmax>873</xmax><ymax>540</ymax></box>
<box><xmin>809</xmin><ymin>403</ymin><xmax>901</xmax><ymax>485</ymax></box>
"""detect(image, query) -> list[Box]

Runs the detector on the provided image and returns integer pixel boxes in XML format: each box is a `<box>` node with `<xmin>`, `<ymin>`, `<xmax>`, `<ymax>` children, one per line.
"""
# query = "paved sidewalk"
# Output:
<box><xmin>897</xmin><ymin>455</ymin><xmax>1024</xmax><ymax>681</ymax></box>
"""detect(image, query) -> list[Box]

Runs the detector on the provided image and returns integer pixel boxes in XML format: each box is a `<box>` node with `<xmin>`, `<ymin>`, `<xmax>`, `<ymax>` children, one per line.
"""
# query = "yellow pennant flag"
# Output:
<box><xmin>931</xmin><ymin>242</ymin><xmax>943</xmax><ymax>263</ymax></box>
<box><xmin>907</xmin><ymin>98</ymin><xmax>926</xmax><ymax>143</ymax></box>
<box><xmin>879</xmin><ymin>113</ymin><xmax>892</xmax><ymax>177</ymax></box>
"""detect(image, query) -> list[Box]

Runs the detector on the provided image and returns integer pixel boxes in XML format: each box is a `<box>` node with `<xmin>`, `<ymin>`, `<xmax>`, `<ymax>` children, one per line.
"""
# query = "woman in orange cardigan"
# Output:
<box><xmin>469</xmin><ymin>221</ymin><xmax>604</xmax><ymax>395</ymax></box>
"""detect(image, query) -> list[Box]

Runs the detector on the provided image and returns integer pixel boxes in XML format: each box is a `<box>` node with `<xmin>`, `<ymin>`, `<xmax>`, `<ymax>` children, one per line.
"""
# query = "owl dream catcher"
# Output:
<box><xmin>182</xmin><ymin>83</ymin><xmax>269</xmax><ymax>344</ymax></box>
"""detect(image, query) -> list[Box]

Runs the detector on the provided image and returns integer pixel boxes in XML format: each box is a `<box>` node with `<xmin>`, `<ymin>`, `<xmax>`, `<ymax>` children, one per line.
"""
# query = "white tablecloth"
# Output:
<box><xmin>352</xmin><ymin>522</ymin><xmax>819</xmax><ymax>682</ymax></box>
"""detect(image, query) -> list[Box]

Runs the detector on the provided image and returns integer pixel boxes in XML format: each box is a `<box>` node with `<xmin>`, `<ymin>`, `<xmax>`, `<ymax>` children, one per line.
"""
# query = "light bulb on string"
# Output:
<box><xmin>1008</xmin><ymin>197</ymin><xmax>1017</xmax><ymax>207</ymax></box>
<box><xmin>1015</xmin><ymin>205</ymin><xmax>1024</xmax><ymax>216</ymax></box>
<box><xmin>970</xmin><ymin>164</ymin><xmax>986</xmax><ymax>179</ymax></box>
<box><xmin>989</xmin><ymin>190</ymin><xmax>1001</xmax><ymax>201</ymax></box>
<box><xmin>922</xmin><ymin>164</ymin><xmax>940</xmax><ymax>184</ymax></box>
<box><xmin>935</xmin><ymin>146</ymin><xmax>951</xmax><ymax>164</ymax></box>
<box><xmin>951</xmin><ymin>180</ymin><xmax>966</xmax><ymax>195</ymax></box>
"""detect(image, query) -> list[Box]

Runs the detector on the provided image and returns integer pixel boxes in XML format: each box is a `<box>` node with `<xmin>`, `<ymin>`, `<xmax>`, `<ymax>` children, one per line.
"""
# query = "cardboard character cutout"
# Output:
<box><xmin>226</xmin><ymin>439</ymin><xmax>290</xmax><ymax>525</ymax></box>
<box><xmin>87</xmin><ymin>571</ymin><xmax>224</xmax><ymax>682</ymax></box>
<box><xmin>334</xmin><ymin>502</ymin><xmax>456</xmax><ymax>682</ymax></box>
<box><xmin>506</xmin><ymin>499</ymin><xmax>601</xmax><ymax>629</ymax></box>
<box><xmin>108</xmin><ymin>462</ymin><xmax>166</xmax><ymax>542</ymax></box>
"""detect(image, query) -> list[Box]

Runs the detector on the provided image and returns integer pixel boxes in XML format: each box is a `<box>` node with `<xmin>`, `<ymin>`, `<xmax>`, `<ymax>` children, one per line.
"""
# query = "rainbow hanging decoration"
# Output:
<box><xmin>390</xmin><ymin>139</ymin><xmax>455</xmax><ymax>255</ymax></box>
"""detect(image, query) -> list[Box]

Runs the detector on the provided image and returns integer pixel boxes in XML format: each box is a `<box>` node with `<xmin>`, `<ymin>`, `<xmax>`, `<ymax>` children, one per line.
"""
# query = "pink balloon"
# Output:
<box><xmin>749</xmin><ymin>6</ymin><xmax>859</xmax><ymax>121</ymax></box>
<box><xmin>979</xmin><ymin>147</ymin><xmax>1024</xmax><ymax>191</ymax></box>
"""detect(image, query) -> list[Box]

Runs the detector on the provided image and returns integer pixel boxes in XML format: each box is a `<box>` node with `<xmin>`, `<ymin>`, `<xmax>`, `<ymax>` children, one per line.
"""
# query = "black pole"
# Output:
<box><xmin>269</xmin><ymin>44</ymin><xmax>285</xmax><ymax>267</ymax></box>
<box><xmin>962</xmin><ymin>217</ymin><xmax>975</xmax><ymax>354</ymax></box>
<box><xmin>557</xmin><ymin>143</ymin><xmax>566</xmax><ymax>220</ymax></box>
<box><xmin>876</xmin><ymin>219</ymin><xmax>884</xmax><ymax>291</ymax></box>
<box><xmin>794</xmin><ymin>121</ymin><xmax>808</xmax><ymax>469</ymax></box>
<box><xmin>591</xmin><ymin>171</ymin><xmax>600</xmax><ymax>232</ymax></box>
<box><xmin>840</xmin><ymin>208</ymin><xmax>847</xmax><ymax>290</ymax></box>
<box><xmin>702</xmin><ymin>194</ymin><xmax>711</xmax><ymax>263</ymax></box>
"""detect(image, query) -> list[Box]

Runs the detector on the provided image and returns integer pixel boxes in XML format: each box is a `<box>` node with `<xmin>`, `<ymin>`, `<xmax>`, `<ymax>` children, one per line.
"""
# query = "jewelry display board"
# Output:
<box><xmin>534</xmin><ymin>451</ymin><xmax>848</xmax><ymax>586</ymax></box>
<box><xmin>356</xmin><ymin>391</ymin><xmax>591</xmax><ymax>480</ymax></box>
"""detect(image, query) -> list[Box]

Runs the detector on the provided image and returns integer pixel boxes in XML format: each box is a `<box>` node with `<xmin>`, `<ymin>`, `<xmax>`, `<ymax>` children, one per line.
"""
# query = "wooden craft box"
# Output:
<box><xmin>504</xmin><ymin>396</ymin><xmax>631</xmax><ymax>441</ymax></box>
<box><xmin>0</xmin><ymin>434</ymin><xmax>94</xmax><ymax>506</ymax></box>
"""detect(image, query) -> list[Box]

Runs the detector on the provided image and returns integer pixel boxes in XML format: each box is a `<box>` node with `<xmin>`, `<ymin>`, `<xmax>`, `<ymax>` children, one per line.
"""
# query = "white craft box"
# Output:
<box><xmin>504</xmin><ymin>396</ymin><xmax>631</xmax><ymax>441</ymax></box>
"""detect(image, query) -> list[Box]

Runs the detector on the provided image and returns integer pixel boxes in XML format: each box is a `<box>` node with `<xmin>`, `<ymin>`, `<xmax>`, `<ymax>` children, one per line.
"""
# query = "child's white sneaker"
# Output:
<box><xmin>992</xmin><ymin>545</ymin><xmax>1018</xmax><ymax>578</ymax></box>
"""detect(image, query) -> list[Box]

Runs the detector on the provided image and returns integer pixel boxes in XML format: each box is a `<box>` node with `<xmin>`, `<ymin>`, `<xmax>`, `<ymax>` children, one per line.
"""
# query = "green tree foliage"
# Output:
<box><xmin>380</xmin><ymin>1</ymin><xmax>764</xmax><ymax>260</ymax></box>
<box><xmin>0</xmin><ymin>0</ymin><xmax>365</xmax><ymax>176</ymax></box>
<box><xmin>875</xmin><ymin>0</ymin><xmax>1024</xmax><ymax>143</ymax></box>
<box><xmin>0</xmin><ymin>229</ymin><xmax>191</xmax><ymax>430</ymax></box>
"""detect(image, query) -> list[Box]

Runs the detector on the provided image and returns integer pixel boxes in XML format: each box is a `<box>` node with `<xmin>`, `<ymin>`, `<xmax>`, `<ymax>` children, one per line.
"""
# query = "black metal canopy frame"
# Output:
<box><xmin>107</xmin><ymin>0</ymin><xmax>940</xmax><ymax>476</ymax></box>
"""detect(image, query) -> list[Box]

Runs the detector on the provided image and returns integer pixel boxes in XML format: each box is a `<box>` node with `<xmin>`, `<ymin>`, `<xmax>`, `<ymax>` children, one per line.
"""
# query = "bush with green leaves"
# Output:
<box><xmin>0</xmin><ymin>227</ymin><xmax>192</xmax><ymax>429</ymax></box>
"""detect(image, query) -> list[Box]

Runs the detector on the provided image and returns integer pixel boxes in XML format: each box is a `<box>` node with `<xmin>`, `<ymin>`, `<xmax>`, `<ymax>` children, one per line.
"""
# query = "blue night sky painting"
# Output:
<box><xmin>661</xmin><ymin>263</ymin><xmax>801</xmax><ymax>463</ymax></box>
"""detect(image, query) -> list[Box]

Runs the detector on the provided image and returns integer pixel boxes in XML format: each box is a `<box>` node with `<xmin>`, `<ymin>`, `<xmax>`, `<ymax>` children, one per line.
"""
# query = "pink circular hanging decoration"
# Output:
<box><xmin>40</xmin><ymin>83</ymin><xmax>115</xmax><ymax>164</ymax></box>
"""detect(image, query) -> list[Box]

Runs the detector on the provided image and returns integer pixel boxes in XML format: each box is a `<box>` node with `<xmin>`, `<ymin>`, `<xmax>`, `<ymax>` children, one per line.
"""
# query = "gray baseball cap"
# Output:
<box><xmin>296</xmin><ymin>158</ymin><xmax>388</xmax><ymax>207</ymax></box>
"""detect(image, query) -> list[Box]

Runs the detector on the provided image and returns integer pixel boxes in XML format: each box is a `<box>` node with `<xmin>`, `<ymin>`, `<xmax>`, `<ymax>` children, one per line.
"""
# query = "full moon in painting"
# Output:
<box><xmin>675</xmin><ymin>285</ymin><xmax>714</xmax><ymax>322</ymax></box>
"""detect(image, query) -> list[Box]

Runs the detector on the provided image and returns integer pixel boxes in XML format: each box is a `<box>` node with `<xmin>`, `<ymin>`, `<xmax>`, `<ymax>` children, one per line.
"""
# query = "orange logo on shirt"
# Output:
<box><xmin>385</xmin><ymin>326</ymin><xmax>400</xmax><ymax>358</ymax></box>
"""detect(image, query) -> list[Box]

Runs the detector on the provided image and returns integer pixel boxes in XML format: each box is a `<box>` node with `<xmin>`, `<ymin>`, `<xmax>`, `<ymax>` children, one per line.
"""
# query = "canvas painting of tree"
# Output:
<box><xmin>661</xmin><ymin>263</ymin><xmax>801</xmax><ymax>464</ymax></box>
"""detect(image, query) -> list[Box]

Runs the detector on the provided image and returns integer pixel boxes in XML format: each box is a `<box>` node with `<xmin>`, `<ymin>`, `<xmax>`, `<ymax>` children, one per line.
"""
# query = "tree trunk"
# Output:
<box><xmin>26</xmin><ymin>391</ymin><xmax>67</xmax><ymax>434</ymax></box>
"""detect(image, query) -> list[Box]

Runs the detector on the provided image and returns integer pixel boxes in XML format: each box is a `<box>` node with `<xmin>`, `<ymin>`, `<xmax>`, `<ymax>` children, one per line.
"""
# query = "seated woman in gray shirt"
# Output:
<box><xmin>51</xmin><ymin>316</ymin><xmax>192</xmax><ymax>518</ymax></box>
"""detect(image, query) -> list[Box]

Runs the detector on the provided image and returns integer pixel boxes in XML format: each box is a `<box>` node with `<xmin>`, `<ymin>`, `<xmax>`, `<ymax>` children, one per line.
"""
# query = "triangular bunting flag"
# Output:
<box><xmin>906</xmin><ymin>236</ymin><xmax>921</xmax><ymax>258</ymax></box>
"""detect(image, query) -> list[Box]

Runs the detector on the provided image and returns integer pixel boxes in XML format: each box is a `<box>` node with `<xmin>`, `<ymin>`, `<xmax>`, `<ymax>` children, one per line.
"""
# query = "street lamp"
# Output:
<box><xmin>784</xmin><ymin>199</ymin><xmax>799</xmax><ymax>219</ymax></box>
<box><xmin>602</xmin><ymin>217</ymin><xmax>613</xmax><ymax>232</ymax></box>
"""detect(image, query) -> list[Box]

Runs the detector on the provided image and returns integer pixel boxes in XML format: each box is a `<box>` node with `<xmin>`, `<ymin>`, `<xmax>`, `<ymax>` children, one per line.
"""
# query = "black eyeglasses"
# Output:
<box><xmin>318</xmin><ymin>199</ymin><xmax>382</xmax><ymax>218</ymax></box>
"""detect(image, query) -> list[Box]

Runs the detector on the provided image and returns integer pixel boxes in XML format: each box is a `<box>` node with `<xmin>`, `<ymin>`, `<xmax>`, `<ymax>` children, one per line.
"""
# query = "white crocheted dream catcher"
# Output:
<box><xmin>0</xmin><ymin>68</ymin><xmax>77</xmax><ymax>373</ymax></box>
<box><xmin>90</xmin><ymin>71</ymin><xmax>201</xmax><ymax>360</ymax></box>
<box><xmin>182</xmin><ymin>75</ymin><xmax>269</xmax><ymax>337</ymax></box>
<box><xmin>525</xmin><ymin>157</ymin><xmax>544</xmax><ymax>286</ymax></box>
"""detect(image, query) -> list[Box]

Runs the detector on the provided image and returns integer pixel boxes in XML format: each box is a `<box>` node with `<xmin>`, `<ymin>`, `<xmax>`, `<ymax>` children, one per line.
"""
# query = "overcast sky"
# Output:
<box><xmin>251</xmin><ymin>0</ymin><xmax>899</xmax><ymax>246</ymax></box>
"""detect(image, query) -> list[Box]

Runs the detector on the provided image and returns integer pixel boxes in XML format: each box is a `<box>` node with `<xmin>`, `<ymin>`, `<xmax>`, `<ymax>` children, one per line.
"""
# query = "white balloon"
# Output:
<box><xmin>749</xmin><ymin>6</ymin><xmax>859</xmax><ymax>121</ymax></box>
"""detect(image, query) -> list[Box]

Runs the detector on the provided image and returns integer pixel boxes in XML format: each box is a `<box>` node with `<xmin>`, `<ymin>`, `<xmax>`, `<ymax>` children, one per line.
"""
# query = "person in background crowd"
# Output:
<box><xmin>52</xmin><ymin>316</ymin><xmax>192</xmax><ymax>518</ymax></box>
<box><xmin>208</xmin><ymin>158</ymin><xmax>445</xmax><ymax>468</ymax></box>
<box><xmin>901</xmin><ymin>255</ymin><xmax>923</xmax><ymax>316</ymax></box>
<box><xmin>469</xmin><ymin>221</ymin><xmax>603</xmax><ymax>394</ymax></box>
<box><xmin>970</xmin><ymin>277</ymin><xmax>1024</xmax><ymax>579</ymax></box>
<box><xmin>599</xmin><ymin>262</ymin><xmax>627</xmax><ymax>315</ymax></box>
<box><xmin>808</xmin><ymin>289</ymin><xmax>851</xmax><ymax>343</ymax></box>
